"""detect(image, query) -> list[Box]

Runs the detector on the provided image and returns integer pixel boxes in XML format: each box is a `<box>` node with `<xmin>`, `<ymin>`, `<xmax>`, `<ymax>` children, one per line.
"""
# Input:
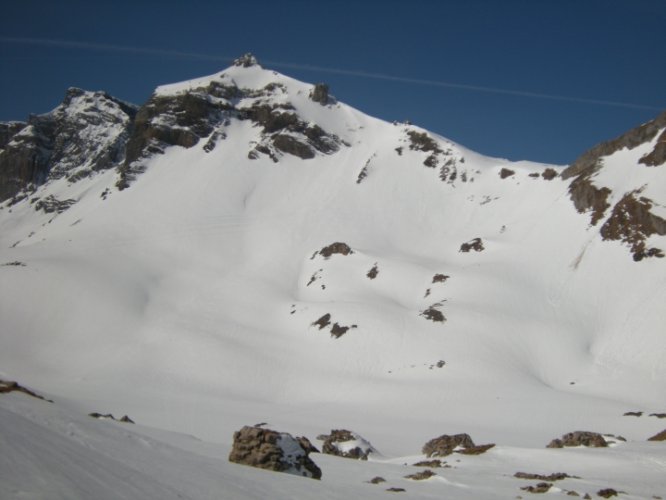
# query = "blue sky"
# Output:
<box><xmin>1</xmin><ymin>0</ymin><xmax>664</xmax><ymax>165</ymax></box>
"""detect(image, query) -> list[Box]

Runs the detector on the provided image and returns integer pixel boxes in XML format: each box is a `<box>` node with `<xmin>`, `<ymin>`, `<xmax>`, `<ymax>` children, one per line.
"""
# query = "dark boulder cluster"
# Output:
<box><xmin>403</xmin><ymin>129</ymin><xmax>467</xmax><ymax>184</ymax></box>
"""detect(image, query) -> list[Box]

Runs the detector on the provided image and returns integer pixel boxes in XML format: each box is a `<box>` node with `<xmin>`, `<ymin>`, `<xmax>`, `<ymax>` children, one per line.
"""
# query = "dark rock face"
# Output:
<box><xmin>272</xmin><ymin>134</ymin><xmax>314</xmax><ymax>159</ymax></box>
<box><xmin>562</xmin><ymin>110</ymin><xmax>666</xmax><ymax>181</ymax></box>
<box><xmin>118</xmin><ymin>66</ymin><xmax>343</xmax><ymax>187</ymax></box>
<box><xmin>0</xmin><ymin>122</ymin><xmax>26</xmax><ymax>149</ymax></box>
<box><xmin>599</xmin><ymin>190</ymin><xmax>666</xmax><ymax>261</ymax></box>
<box><xmin>567</xmin><ymin>163</ymin><xmax>612</xmax><ymax>226</ymax></box>
<box><xmin>542</xmin><ymin>167</ymin><xmax>558</xmax><ymax>180</ymax></box>
<box><xmin>319</xmin><ymin>429</ymin><xmax>376</xmax><ymax>460</ymax></box>
<box><xmin>640</xmin><ymin>129</ymin><xmax>666</xmax><ymax>166</ymax></box>
<box><xmin>118</xmin><ymin>90</ymin><xmax>222</xmax><ymax>188</ymax></box>
<box><xmin>0</xmin><ymin>117</ymin><xmax>53</xmax><ymax>202</ymax></box>
<box><xmin>597</xmin><ymin>488</ymin><xmax>619</xmax><ymax>498</ymax></box>
<box><xmin>0</xmin><ymin>88</ymin><xmax>136</xmax><ymax>202</ymax></box>
<box><xmin>310</xmin><ymin>83</ymin><xmax>330</xmax><ymax>105</ymax></box>
<box><xmin>561</xmin><ymin>110</ymin><xmax>666</xmax><ymax>260</ymax></box>
<box><xmin>228</xmin><ymin>426</ymin><xmax>322</xmax><ymax>479</ymax></box>
<box><xmin>546</xmin><ymin>431</ymin><xmax>608</xmax><ymax>448</ymax></box>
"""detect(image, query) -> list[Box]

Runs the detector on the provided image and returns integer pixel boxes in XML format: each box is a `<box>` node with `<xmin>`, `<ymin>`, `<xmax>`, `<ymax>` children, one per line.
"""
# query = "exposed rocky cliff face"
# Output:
<box><xmin>118</xmin><ymin>54</ymin><xmax>344</xmax><ymax>189</ymax></box>
<box><xmin>0</xmin><ymin>88</ymin><xmax>136</xmax><ymax>203</ymax></box>
<box><xmin>563</xmin><ymin>110</ymin><xmax>666</xmax><ymax>260</ymax></box>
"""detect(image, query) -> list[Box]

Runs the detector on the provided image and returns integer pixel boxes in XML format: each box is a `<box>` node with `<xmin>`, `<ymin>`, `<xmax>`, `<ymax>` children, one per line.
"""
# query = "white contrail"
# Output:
<box><xmin>1</xmin><ymin>37</ymin><xmax>663</xmax><ymax>112</ymax></box>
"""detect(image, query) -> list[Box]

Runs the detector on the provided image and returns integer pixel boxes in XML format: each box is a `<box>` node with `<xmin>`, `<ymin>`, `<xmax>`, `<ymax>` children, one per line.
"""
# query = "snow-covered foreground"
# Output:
<box><xmin>1</xmin><ymin>59</ymin><xmax>665</xmax><ymax>497</ymax></box>
<box><xmin>2</xmin><ymin>392</ymin><xmax>665</xmax><ymax>499</ymax></box>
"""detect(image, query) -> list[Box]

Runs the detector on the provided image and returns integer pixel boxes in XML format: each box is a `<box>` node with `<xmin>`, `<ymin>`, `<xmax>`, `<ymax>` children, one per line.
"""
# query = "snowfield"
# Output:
<box><xmin>1</xmin><ymin>59</ymin><xmax>665</xmax><ymax>498</ymax></box>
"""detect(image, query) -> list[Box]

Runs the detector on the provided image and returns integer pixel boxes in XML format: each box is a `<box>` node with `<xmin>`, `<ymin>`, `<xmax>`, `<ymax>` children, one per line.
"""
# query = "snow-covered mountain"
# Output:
<box><xmin>1</xmin><ymin>54</ymin><xmax>665</xmax><ymax>499</ymax></box>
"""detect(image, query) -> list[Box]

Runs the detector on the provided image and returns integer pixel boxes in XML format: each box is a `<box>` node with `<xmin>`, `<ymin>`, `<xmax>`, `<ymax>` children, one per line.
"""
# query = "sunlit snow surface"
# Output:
<box><xmin>1</xmin><ymin>62</ymin><xmax>665</xmax><ymax>499</ymax></box>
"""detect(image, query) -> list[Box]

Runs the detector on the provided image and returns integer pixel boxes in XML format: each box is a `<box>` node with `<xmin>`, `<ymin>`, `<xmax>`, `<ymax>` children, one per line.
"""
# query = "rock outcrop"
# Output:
<box><xmin>460</xmin><ymin>237</ymin><xmax>485</xmax><ymax>253</ymax></box>
<box><xmin>562</xmin><ymin>110</ymin><xmax>666</xmax><ymax>260</ymax></box>
<box><xmin>318</xmin><ymin>429</ymin><xmax>377</xmax><ymax>460</ymax></box>
<box><xmin>647</xmin><ymin>429</ymin><xmax>666</xmax><ymax>441</ymax></box>
<box><xmin>422</xmin><ymin>433</ymin><xmax>494</xmax><ymax>457</ymax></box>
<box><xmin>317</xmin><ymin>242</ymin><xmax>354</xmax><ymax>258</ymax></box>
<box><xmin>228</xmin><ymin>426</ymin><xmax>322</xmax><ymax>479</ymax></box>
<box><xmin>309</xmin><ymin>83</ymin><xmax>330</xmax><ymax>105</ymax></box>
<box><xmin>546</xmin><ymin>431</ymin><xmax>608</xmax><ymax>448</ymax></box>
<box><xmin>0</xmin><ymin>88</ymin><xmax>136</xmax><ymax>202</ymax></box>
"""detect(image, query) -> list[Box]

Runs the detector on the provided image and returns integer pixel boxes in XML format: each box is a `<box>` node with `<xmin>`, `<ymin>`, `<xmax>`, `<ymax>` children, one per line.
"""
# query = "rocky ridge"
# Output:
<box><xmin>1</xmin><ymin>54</ymin><xmax>664</xmax><ymax>264</ymax></box>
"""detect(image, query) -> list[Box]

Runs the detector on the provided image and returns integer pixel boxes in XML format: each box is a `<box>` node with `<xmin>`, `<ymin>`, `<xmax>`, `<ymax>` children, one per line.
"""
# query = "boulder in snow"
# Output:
<box><xmin>319</xmin><ymin>429</ymin><xmax>377</xmax><ymax>460</ymax></box>
<box><xmin>228</xmin><ymin>426</ymin><xmax>322</xmax><ymax>479</ymax></box>
<box><xmin>546</xmin><ymin>431</ymin><xmax>608</xmax><ymax>448</ymax></box>
<box><xmin>422</xmin><ymin>433</ymin><xmax>494</xmax><ymax>457</ymax></box>
<box><xmin>647</xmin><ymin>429</ymin><xmax>666</xmax><ymax>441</ymax></box>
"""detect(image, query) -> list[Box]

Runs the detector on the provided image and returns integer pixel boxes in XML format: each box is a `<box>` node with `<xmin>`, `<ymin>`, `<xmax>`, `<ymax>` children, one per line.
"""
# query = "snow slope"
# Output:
<box><xmin>1</xmin><ymin>58</ymin><xmax>665</xmax><ymax>498</ymax></box>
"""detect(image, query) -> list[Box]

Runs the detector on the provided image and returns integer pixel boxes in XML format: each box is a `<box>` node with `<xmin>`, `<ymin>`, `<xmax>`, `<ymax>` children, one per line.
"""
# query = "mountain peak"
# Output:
<box><xmin>233</xmin><ymin>52</ymin><xmax>260</xmax><ymax>68</ymax></box>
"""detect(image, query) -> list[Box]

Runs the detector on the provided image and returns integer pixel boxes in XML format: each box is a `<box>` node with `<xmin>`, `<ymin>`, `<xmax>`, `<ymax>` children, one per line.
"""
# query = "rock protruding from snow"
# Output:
<box><xmin>0</xmin><ymin>379</ymin><xmax>52</xmax><ymax>403</ymax></box>
<box><xmin>228</xmin><ymin>426</ymin><xmax>322</xmax><ymax>479</ymax></box>
<box><xmin>647</xmin><ymin>429</ymin><xmax>666</xmax><ymax>441</ymax></box>
<box><xmin>561</xmin><ymin>110</ymin><xmax>666</xmax><ymax>260</ymax></box>
<box><xmin>318</xmin><ymin>429</ymin><xmax>377</xmax><ymax>460</ymax></box>
<box><xmin>459</xmin><ymin>238</ymin><xmax>485</xmax><ymax>253</ymax></box>
<box><xmin>599</xmin><ymin>189</ymin><xmax>666</xmax><ymax>261</ymax></box>
<box><xmin>546</xmin><ymin>431</ymin><xmax>608</xmax><ymax>448</ymax></box>
<box><xmin>422</xmin><ymin>433</ymin><xmax>494</xmax><ymax>457</ymax></box>
<box><xmin>88</xmin><ymin>413</ymin><xmax>135</xmax><ymax>424</ymax></box>
<box><xmin>0</xmin><ymin>87</ymin><xmax>136</xmax><ymax>202</ymax></box>
<box><xmin>317</xmin><ymin>242</ymin><xmax>354</xmax><ymax>259</ymax></box>
<box><xmin>309</xmin><ymin>83</ymin><xmax>330</xmax><ymax>105</ymax></box>
<box><xmin>233</xmin><ymin>53</ymin><xmax>259</xmax><ymax>68</ymax></box>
